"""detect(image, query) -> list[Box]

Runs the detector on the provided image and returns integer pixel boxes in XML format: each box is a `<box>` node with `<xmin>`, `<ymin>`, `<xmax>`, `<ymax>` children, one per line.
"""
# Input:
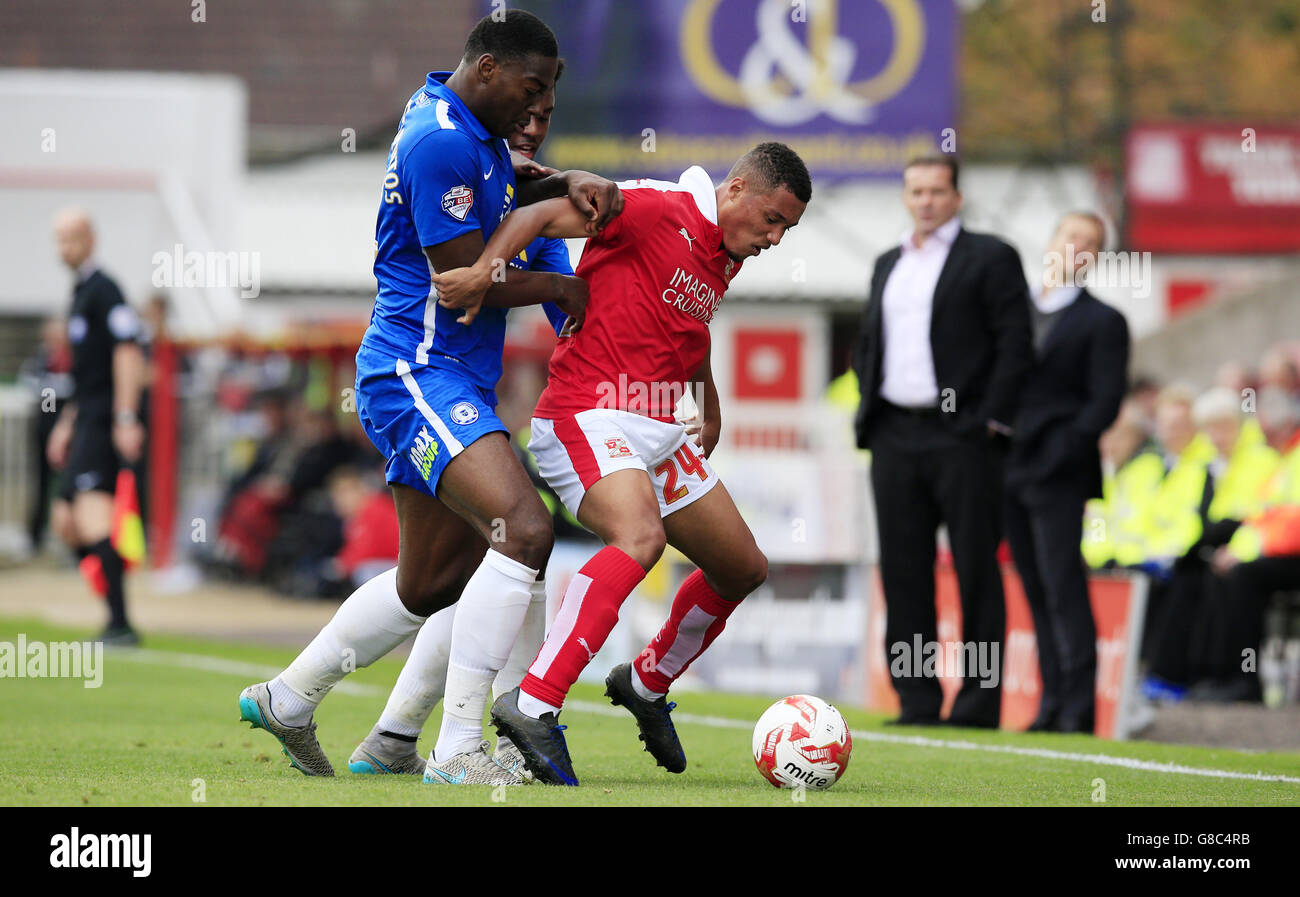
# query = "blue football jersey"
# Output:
<box><xmin>367</xmin><ymin>72</ymin><xmax>524</xmax><ymax>390</ymax></box>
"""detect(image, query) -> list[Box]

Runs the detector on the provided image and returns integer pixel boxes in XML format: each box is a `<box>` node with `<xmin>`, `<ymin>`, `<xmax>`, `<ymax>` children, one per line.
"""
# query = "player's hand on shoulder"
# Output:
<box><xmin>433</xmin><ymin>265</ymin><xmax>493</xmax><ymax>325</ymax></box>
<box><xmin>563</xmin><ymin>170</ymin><xmax>623</xmax><ymax>233</ymax></box>
<box><xmin>553</xmin><ymin>274</ymin><xmax>588</xmax><ymax>333</ymax></box>
<box><xmin>512</xmin><ymin>150</ymin><xmax>558</xmax><ymax>180</ymax></box>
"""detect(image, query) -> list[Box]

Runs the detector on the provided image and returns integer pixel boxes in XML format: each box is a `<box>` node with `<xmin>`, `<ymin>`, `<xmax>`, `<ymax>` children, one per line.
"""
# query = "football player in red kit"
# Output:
<box><xmin>432</xmin><ymin>142</ymin><xmax>811</xmax><ymax>785</ymax></box>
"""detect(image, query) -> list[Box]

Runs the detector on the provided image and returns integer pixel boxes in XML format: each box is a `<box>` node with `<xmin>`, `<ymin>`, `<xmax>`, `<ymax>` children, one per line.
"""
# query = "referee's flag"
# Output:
<box><xmin>112</xmin><ymin>469</ymin><xmax>146</xmax><ymax>569</ymax></box>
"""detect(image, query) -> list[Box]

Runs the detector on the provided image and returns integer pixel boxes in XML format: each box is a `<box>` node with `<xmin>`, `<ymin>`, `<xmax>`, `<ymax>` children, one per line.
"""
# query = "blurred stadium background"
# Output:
<box><xmin>2</xmin><ymin>0</ymin><xmax>1299</xmax><ymax>749</ymax></box>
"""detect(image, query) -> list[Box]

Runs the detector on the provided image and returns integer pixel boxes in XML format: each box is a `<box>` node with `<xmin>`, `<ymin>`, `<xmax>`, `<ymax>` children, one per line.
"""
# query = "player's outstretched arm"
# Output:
<box><xmin>425</xmin><ymin>229</ymin><xmax>587</xmax><ymax>326</ymax></box>
<box><xmin>516</xmin><ymin>169</ymin><xmax>624</xmax><ymax>232</ymax></box>
<box><xmin>433</xmin><ymin>197</ymin><xmax>603</xmax><ymax>324</ymax></box>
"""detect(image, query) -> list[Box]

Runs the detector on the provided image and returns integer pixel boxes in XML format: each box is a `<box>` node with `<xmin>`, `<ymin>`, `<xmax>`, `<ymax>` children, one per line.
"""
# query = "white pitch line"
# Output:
<box><xmin>111</xmin><ymin>648</ymin><xmax>1300</xmax><ymax>786</ymax></box>
<box><xmin>568</xmin><ymin>701</ymin><xmax>1300</xmax><ymax>786</ymax></box>
<box><xmin>113</xmin><ymin>648</ymin><xmax>385</xmax><ymax>697</ymax></box>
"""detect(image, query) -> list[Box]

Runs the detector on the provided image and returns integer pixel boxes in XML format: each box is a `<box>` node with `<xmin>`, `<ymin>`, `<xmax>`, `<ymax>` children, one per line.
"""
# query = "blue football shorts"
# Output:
<box><xmin>354</xmin><ymin>344</ymin><xmax>508</xmax><ymax>497</ymax></box>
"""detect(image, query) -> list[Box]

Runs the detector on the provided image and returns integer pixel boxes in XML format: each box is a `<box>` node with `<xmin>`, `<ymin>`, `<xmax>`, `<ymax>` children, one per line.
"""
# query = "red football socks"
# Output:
<box><xmin>521</xmin><ymin>546</ymin><xmax>646</xmax><ymax>709</ymax></box>
<box><xmin>634</xmin><ymin>569</ymin><xmax>740</xmax><ymax>696</ymax></box>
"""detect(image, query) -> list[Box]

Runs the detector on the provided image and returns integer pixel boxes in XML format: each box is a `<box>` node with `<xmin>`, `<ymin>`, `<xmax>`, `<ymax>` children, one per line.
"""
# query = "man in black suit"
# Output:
<box><xmin>853</xmin><ymin>156</ymin><xmax>1032</xmax><ymax>727</ymax></box>
<box><xmin>1004</xmin><ymin>211</ymin><xmax>1129</xmax><ymax>733</ymax></box>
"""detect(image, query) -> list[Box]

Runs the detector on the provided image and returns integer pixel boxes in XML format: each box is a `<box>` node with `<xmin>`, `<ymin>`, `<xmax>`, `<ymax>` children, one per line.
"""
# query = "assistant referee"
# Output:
<box><xmin>46</xmin><ymin>209</ymin><xmax>146</xmax><ymax>645</ymax></box>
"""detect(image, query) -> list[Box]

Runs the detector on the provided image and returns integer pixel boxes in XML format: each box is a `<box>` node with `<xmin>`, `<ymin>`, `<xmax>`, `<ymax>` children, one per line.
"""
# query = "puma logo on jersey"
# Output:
<box><xmin>578</xmin><ymin>637</ymin><xmax>597</xmax><ymax>662</ymax></box>
<box><xmin>679</xmin><ymin>228</ymin><xmax>696</xmax><ymax>251</ymax></box>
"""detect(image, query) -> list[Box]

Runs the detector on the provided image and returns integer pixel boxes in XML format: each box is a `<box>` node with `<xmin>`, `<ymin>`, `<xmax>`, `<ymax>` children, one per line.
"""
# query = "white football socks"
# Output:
<box><xmin>630</xmin><ymin>667</ymin><xmax>665</xmax><ymax>702</ymax></box>
<box><xmin>493</xmin><ymin>578</ymin><xmax>547</xmax><ymax>701</ymax></box>
<box><xmin>272</xmin><ymin>566</ymin><xmax>425</xmax><ymax>728</ymax></box>
<box><xmin>433</xmin><ymin>549</ymin><xmax>537</xmax><ymax>762</ymax></box>
<box><xmin>517</xmin><ymin>689</ymin><xmax>562</xmax><ymax>719</ymax></box>
<box><xmin>375</xmin><ymin>602</ymin><xmax>456</xmax><ymax>737</ymax></box>
<box><xmin>372</xmin><ymin>577</ymin><xmax>547</xmax><ymax>742</ymax></box>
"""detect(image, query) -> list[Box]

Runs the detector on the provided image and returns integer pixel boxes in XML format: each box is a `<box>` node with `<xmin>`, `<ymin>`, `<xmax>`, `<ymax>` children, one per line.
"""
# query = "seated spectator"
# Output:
<box><xmin>1082</xmin><ymin>398</ymin><xmax>1163</xmax><ymax>570</ymax></box>
<box><xmin>209</xmin><ymin>391</ymin><xmax>295</xmax><ymax>578</ymax></box>
<box><xmin>1198</xmin><ymin>389</ymin><xmax>1300</xmax><ymax>701</ymax></box>
<box><xmin>1128</xmin><ymin>385</ymin><xmax>1214</xmax><ymax>571</ymax></box>
<box><xmin>1144</xmin><ymin>387</ymin><xmax>1279</xmax><ymax>700</ymax></box>
<box><xmin>1258</xmin><ymin>346</ymin><xmax>1300</xmax><ymax>400</ymax></box>
<box><xmin>330</xmin><ymin>466</ymin><xmax>400</xmax><ymax>590</ymax></box>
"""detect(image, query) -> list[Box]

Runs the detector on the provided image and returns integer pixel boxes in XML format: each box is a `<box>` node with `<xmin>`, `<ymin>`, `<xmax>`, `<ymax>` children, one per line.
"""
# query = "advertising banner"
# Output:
<box><xmin>1127</xmin><ymin>123</ymin><xmax>1300</xmax><ymax>253</ymax></box>
<box><xmin>512</xmin><ymin>0</ymin><xmax>958</xmax><ymax>182</ymax></box>
<box><xmin>864</xmin><ymin>566</ymin><xmax>1148</xmax><ymax>739</ymax></box>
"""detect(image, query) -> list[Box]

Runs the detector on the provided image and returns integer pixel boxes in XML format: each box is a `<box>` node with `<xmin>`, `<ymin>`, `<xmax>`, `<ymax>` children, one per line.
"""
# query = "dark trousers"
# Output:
<box><xmin>869</xmin><ymin>405</ymin><xmax>1006</xmax><ymax>725</ymax></box>
<box><xmin>1219</xmin><ymin>556</ymin><xmax>1300</xmax><ymax>685</ymax></box>
<box><xmin>1150</xmin><ymin>557</ymin><xmax>1218</xmax><ymax>686</ymax></box>
<box><xmin>1004</xmin><ymin>485</ymin><xmax>1096</xmax><ymax>730</ymax></box>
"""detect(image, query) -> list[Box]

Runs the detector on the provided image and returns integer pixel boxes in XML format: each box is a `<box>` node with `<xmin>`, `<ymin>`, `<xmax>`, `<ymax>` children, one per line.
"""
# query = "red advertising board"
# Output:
<box><xmin>864</xmin><ymin>565</ymin><xmax>1147</xmax><ymax>739</ymax></box>
<box><xmin>1126</xmin><ymin>123</ymin><xmax>1300</xmax><ymax>253</ymax></box>
<box><xmin>732</xmin><ymin>328</ymin><xmax>803</xmax><ymax>401</ymax></box>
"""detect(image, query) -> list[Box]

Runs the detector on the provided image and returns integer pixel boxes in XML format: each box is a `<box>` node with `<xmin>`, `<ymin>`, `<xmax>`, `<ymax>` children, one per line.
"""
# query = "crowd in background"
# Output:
<box><xmin>1086</xmin><ymin>342</ymin><xmax>1300</xmax><ymax>704</ymax></box>
<box><xmin>22</xmin><ymin>319</ymin><xmax>1300</xmax><ymax>708</ymax></box>
<box><xmin>21</xmin><ymin>324</ymin><xmax>588</xmax><ymax>600</ymax></box>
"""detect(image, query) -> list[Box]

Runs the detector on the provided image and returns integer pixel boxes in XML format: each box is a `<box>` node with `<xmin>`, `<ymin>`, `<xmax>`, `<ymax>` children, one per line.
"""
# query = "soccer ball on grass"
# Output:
<box><xmin>752</xmin><ymin>694</ymin><xmax>852</xmax><ymax>790</ymax></box>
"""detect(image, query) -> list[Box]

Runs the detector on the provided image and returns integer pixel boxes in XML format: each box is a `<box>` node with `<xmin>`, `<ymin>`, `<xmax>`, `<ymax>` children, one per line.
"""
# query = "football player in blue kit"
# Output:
<box><xmin>238</xmin><ymin>9</ymin><xmax>622</xmax><ymax>785</ymax></box>
<box><xmin>346</xmin><ymin>58</ymin><xmax>585</xmax><ymax>782</ymax></box>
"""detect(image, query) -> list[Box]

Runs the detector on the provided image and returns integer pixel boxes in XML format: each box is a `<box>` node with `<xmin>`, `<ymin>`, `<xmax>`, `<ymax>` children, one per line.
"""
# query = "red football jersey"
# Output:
<box><xmin>534</xmin><ymin>167</ymin><xmax>741</xmax><ymax>423</ymax></box>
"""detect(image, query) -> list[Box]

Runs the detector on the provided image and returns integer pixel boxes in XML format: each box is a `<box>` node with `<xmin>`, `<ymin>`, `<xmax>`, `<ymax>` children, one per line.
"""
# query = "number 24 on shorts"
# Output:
<box><xmin>654</xmin><ymin>443</ymin><xmax>709</xmax><ymax>505</ymax></box>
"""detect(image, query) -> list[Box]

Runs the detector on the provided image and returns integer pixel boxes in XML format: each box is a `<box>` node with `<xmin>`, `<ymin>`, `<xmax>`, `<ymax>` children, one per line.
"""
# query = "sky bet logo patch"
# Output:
<box><xmin>409</xmin><ymin>425</ymin><xmax>439</xmax><ymax>482</ymax></box>
<box><xmin>441</xmin><ymin>185</ymin><xmax>473</xmax><ymax>221</ymax></box>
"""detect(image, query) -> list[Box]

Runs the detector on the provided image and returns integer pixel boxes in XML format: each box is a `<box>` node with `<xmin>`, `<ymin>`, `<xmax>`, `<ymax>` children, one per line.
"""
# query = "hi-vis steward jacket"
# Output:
<box><xmin>1204</xmin><ymin>433</ymin><xmax>1279</xmax><ymax>525</ymax></box>
<box><xmin>1083</xmin><ymin>449</ymin><xmax>1164</xmax><ymax>568</ymax></box>
<box><xmin>1127</xmin><ymin>434</ymin><xmax>1216</xmax><ymax>563</ymax></box>
<box><xmin>1228</xmin><ymin>432</ymin><xmax>1300</xmax><ymax>562</ymax></box>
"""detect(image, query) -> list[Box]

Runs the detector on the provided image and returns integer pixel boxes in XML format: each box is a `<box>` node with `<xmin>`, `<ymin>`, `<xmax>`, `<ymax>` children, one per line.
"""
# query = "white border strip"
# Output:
<box><xmin>115</xmin><ymin>649</ymin><xmax>384</xmax><ymax>698</ymax></box>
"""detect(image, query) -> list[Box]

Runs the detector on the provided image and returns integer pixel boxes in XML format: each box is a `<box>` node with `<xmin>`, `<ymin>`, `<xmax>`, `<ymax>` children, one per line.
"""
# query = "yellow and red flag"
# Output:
<box><xmin>112</xmin><ymin>468</ymin><xmax>146</xmax><ymax>569</ymax></box>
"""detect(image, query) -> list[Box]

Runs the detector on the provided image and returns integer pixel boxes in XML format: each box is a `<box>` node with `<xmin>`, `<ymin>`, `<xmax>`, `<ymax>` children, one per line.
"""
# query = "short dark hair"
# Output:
<box><xmin>904</xmin><ymin>154</ymin><xmax>960</xmax><ymax>191</ymax></box>
<box><xmin>729</xmin><ymin>142</ymin><xmax>812</xmax><ymax>203</ymax></box>
<box><xmin>463</xmin><ymin>9</ymin><xmax>557</xmax><ymax>65</ymax></box>
<box><xmin>555</xmin><ymin>58</ymin><xmax>565</xmax><ymax>83</ymax></box>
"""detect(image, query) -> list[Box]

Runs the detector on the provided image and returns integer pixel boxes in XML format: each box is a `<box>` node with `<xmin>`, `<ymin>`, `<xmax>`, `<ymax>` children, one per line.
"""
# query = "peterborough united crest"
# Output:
<box><xmin>449</xmin><ymin>401</ymin><xmax>480</xmax><ymax>425</ymax></box>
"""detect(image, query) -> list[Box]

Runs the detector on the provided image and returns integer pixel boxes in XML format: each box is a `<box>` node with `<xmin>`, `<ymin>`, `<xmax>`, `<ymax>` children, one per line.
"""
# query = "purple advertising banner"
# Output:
<box><xmin>512</xmin><ymin>0</ymin><xmax>958</xmax><ymax>182</ymax></box>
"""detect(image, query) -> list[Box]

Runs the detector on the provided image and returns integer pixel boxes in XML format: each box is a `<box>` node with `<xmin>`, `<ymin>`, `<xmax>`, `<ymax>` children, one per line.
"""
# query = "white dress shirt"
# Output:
<box><xmin>1034</xmin><ymin>285</ymin><xmax>1081</xmax><ymax>313</ymax></box>
<box><xmin>879</xmin><ymin>216</ymin><xmax>961</xmax><ymax>408</ymax></box>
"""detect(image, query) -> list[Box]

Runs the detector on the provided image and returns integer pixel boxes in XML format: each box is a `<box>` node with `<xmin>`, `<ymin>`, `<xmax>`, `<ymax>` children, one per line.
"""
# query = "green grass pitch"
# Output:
<box><xmin>1</xmin><ymin>617</ymin><xmax>1297</xmax><ymax>806</ymax></box>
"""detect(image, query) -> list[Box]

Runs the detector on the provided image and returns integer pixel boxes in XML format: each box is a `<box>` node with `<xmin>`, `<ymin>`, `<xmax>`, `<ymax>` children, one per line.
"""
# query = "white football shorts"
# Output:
<box><xmin>529</xmin><ymin>408</ymin><xmax>719</xmax><ymax>519</ymax></box>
